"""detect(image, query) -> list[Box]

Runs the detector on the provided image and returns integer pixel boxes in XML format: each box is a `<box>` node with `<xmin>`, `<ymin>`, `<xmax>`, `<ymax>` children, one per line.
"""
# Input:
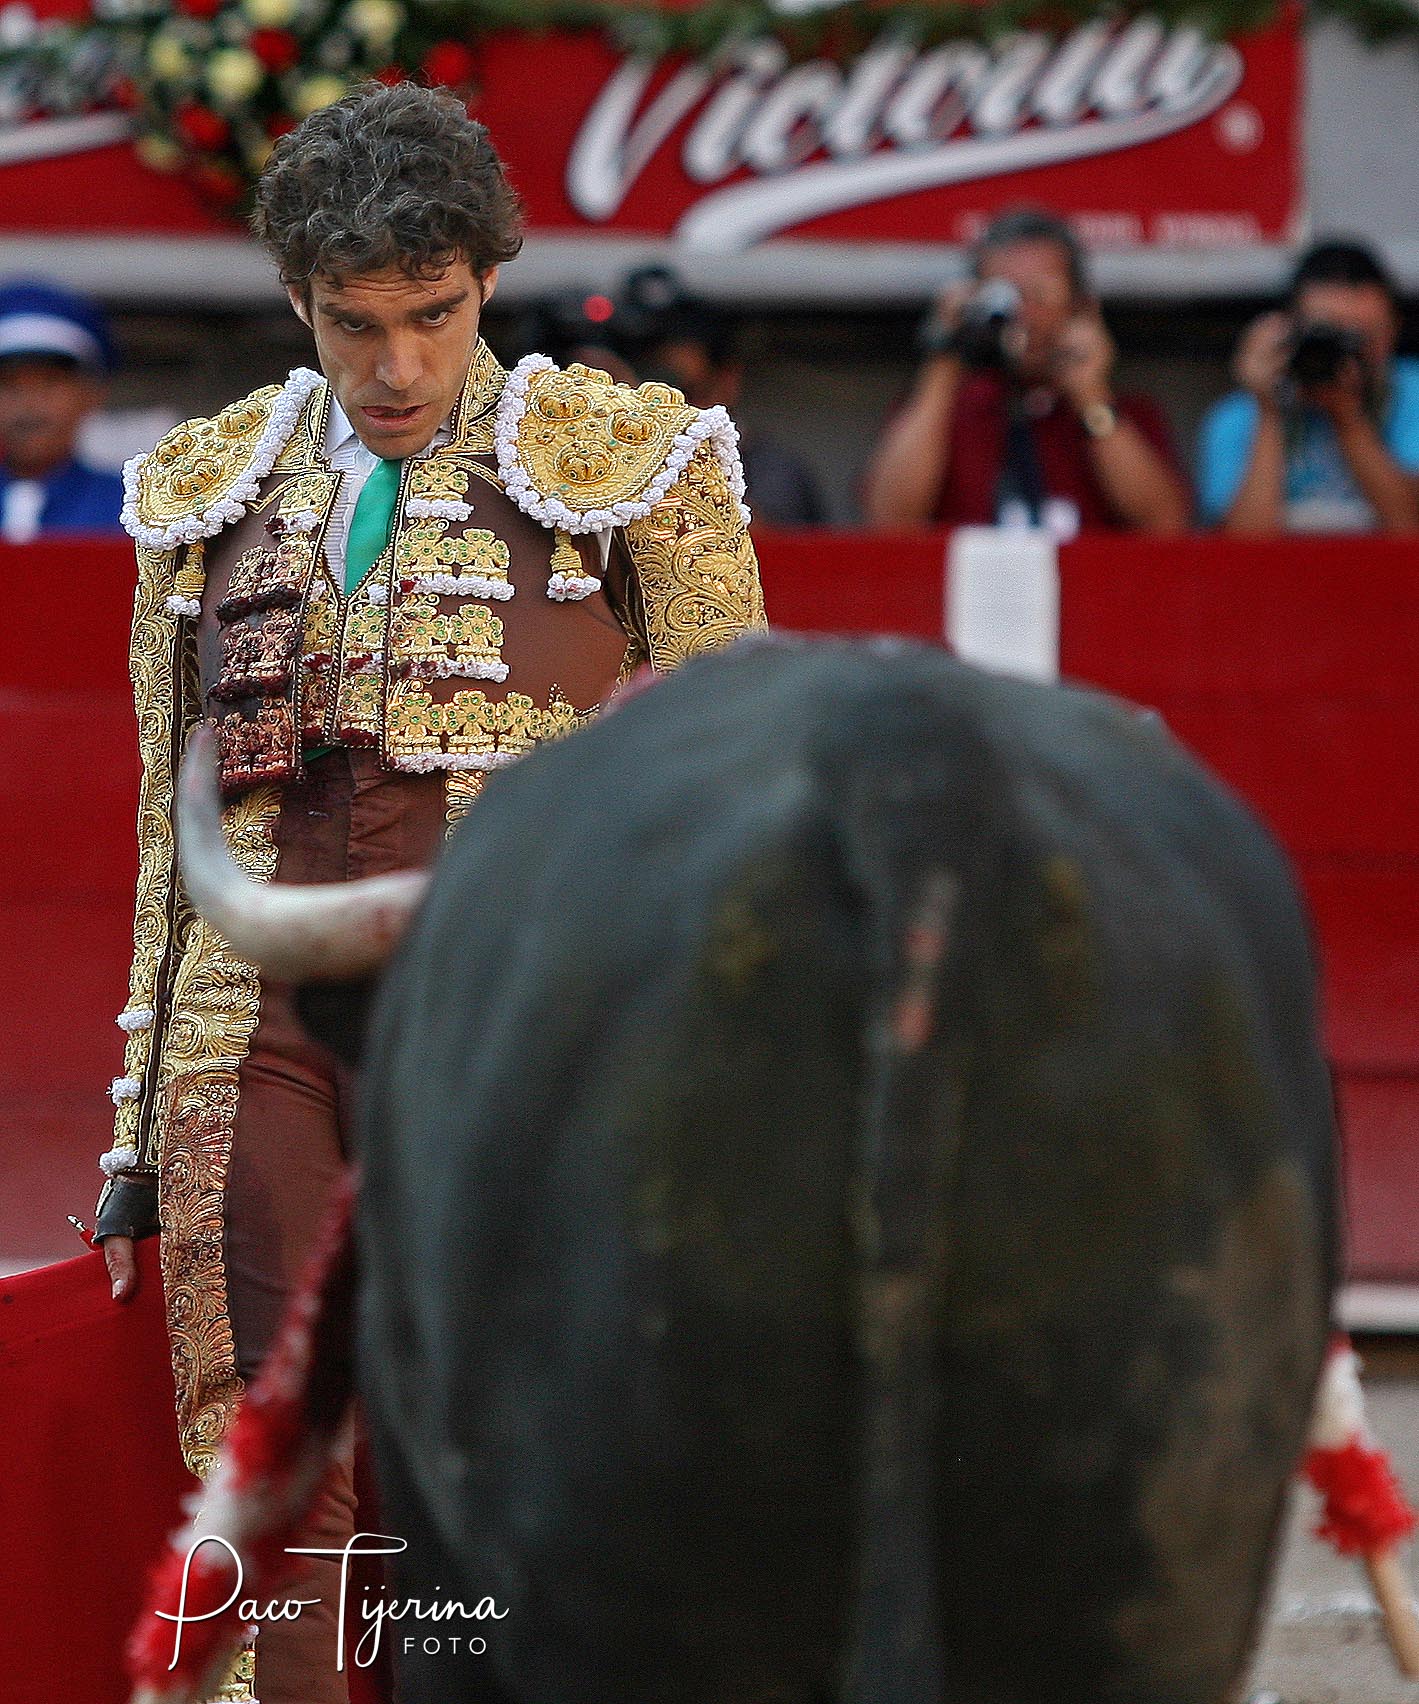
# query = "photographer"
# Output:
<box><xmin>863</xmin><ymin>208</ymin><xmax>1188</xmax><ymax>536</ymax></box>
<box><xmin>1199</xmin><ymin>240</ymin><xmax>1419</xmax><ymax>535</ymax></box>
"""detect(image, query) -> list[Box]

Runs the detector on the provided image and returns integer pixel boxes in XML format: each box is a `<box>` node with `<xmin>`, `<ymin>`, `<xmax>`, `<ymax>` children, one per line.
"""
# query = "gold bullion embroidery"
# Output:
<box><xmin>209</xmin><ymin>1647</ymin><xmax>256</xmax><ymax>1702</ymax></box>
<box><xmin>386</xmin><ymin>685</ymin><xmax>584</xmax><ymax>768</ymax></box>
<box><xmin>408</xmin><ymin>460</ymin><xmax>471</xmax><ymax>504</ymax></box>
<box><xmin>388</xmin><ymin>596</ymin><xmax>449</xmax><ymax>663</ymax></box>
<box><xmin>173</xmin><ymin>539</ymin><xmax>206</xmax><ymax>607</ymax></box>
<box><xmin>440</xmin><ymin>529</ymin><xmax>512</xmax><ymax>581</ymax></box>
<box><xmin>394</xmin><ymin>519</ymin><xmax>513</xmax><ymax>596</ymax></box>
<box><xmin>130</xmin><ymin>386</ymin><xmax>284</xmax><ymax>532</ymax></box>
<box><xmin>447</xmin><ymin>339</ymin><xmax>509</xmax><ymax>452</ymax></box>
<box><xmin>550</xmin><ymin>529</ymin><xmax>581</xmax><ymax>577</ymax></box>
<box><xmin>300</xmin><ymin>579</ymin><xmax>339</xmax><ymax>743</ymax></box>
<box><xmin>159</xmin><ymin>784</ymin><xmax>279</xmax><ymax>1477</ymax></box>
<box><xmin>113</xmin><ymin>544</ymin><xmax>192</xmax><ymax>1172</ymax></box>
<box><xmin>444</xmin><ymin>770</ymin><xmax>486</xmax><ymax>834</ymax></box>
<box><xmin>516</xmin><ymin>363</ymin><xmax>698</xmax><ymax>518</ymax></box>
<box><xmin>275</xmin><ymin>469</ymin><xmax>338</xmax><ymax>521</ymax></box>
<box><xmin>335</xmin><ymin>669</ymin><xmax>384</xmax><ymax>747</ymax></box>
<box><xmin>620</xmin><ymin>440</ymin><xmax>766</xmax><ymax>670</ymax></box>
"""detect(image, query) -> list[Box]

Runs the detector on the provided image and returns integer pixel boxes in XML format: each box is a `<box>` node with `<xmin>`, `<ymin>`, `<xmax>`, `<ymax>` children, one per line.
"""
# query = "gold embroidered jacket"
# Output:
<box><xmin>97</xmin><ymin>346</ymin><xmax>765</xmax><ymax>1468</ymax></box>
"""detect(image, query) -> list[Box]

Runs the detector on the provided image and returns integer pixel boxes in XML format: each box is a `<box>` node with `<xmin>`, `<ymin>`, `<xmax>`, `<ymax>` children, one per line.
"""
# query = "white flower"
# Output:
<box><xmin>346</xmin><ymin>0</ymin><xmax>404</xmax><ymax>42</ymax></box>
<box><xmin>242</xmin><ymin>0</ymin><xmax>299</xmax><ymax>24</ymax></box>
<box><xmin>99</xmin><ymin>1145</ymin><xmax>140</xmax><ymax>1178</ymax></box>
<box><xmin>207</xmin><ymin>47</ymin><xmax>264</xmax><ymax>106</ymax></box>
<box><xmin>290</xmin><ymin>73</ymin><xmax>348</xmax><ymax>117</ymax></box>
<box><xmin>116</xmin><ymin>1008</ymin><xmax>154</xmax><ymax>1033</ymax></box>
<box><xmin>109</xmin><ymin>1076</ymin><xmax>142</xmax><ymax>1106</ymax></box>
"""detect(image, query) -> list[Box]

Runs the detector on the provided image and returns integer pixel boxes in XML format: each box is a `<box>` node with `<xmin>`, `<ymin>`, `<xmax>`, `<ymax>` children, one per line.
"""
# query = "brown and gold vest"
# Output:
<box><xmin>179</xmin><ymin>346</ymin><xmax>634</xmax><ymax>825</ymax></box>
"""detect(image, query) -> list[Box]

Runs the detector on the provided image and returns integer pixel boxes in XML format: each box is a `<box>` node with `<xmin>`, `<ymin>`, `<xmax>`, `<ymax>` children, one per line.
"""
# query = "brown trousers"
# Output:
<box><xmin>222</xmin><ymin>750</ymin><xmax>445</xmax><ymax>1704</ymax></box>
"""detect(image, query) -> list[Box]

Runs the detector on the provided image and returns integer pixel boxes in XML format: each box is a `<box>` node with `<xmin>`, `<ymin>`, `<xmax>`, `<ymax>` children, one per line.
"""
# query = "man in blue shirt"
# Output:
<box><xmin>1198</xmin><ymin>241</ymin><xmax>1419</xmax><ymax>534</ymax></box>
<box><xmin>0</xmin><ymin>280</ymin><xmax>125</xmax><ymax>542</ymax></box>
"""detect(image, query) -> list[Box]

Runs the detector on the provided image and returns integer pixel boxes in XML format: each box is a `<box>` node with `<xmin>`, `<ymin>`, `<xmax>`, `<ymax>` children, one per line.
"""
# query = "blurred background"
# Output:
<box><xmin>0</xmin><ymin>3</ymin><xmax>1415</xmax><ymax>517</ymax></box>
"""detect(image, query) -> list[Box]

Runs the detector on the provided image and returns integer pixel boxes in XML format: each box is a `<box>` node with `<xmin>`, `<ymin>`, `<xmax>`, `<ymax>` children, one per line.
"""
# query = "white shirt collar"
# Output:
<box><xmin>325</xmin><ymin>394</ymin><xmax>362</xmax><ymax>460</ymax></box>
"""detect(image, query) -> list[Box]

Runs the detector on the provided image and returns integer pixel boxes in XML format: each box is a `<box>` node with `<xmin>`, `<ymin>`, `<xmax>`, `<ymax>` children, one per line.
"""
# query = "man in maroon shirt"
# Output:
<box><xmin>864</xmin><ymin>208</ymin><xmax>1188</xmax><ymax>536</ymax></box>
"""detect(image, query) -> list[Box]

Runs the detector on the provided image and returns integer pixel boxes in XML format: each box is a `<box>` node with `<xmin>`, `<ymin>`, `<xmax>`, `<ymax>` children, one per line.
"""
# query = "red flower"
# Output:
<box><xmin>109</xmin><ymin>77</ymin><xmax>139</xmax><ymax>111</ymax></box>
<box><xmin>250</xmin><ymin>28</ymin><xmax>300</xmax><ymax>73</ymax></box>
<box><xmin>266</xmin><ymin>112</ymin><xmax>298</xmax><ymax>139</ymax></box>
<box><xmin>177</xmin><ymin>0</ymin><xmax>223</xmax><ymax>15</ymax></box>
<box><xmin>175</xmin><ymin>101</ymin><xmax>231</xmax><ymax>153</ymax></box>
<box><xmin>421</xmin><ymin>39</ymin><xmax>476</xmax><ymax>87</ymax></box>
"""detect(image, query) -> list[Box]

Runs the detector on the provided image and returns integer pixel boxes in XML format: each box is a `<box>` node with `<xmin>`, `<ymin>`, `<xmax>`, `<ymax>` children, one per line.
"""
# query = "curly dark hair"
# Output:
<box><xmin>251</xmin><ymin>81</ymin><xmax>524</xmax><ymax>291</ymax></box>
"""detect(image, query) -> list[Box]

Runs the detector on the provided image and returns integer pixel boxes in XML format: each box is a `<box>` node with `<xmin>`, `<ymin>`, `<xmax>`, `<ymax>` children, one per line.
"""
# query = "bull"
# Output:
<box><xmin>181</xmin><ymin>636</ymin><xmax>1337</xmax><ymax>1704</ymax></box>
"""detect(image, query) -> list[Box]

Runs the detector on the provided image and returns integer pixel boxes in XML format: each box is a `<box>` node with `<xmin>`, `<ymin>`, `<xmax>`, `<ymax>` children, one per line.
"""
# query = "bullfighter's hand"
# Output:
<box><xmin>104</xmin><ymin>1234</ymin><xmax>139</xmax><ymax>1304</ymax></box>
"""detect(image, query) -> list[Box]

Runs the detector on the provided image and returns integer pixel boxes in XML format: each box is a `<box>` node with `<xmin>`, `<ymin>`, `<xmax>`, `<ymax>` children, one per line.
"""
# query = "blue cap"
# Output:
<box><xmin>0</xmin><ymin>279</ymin><xmax>116</xmax><ymax>374</ymax></box>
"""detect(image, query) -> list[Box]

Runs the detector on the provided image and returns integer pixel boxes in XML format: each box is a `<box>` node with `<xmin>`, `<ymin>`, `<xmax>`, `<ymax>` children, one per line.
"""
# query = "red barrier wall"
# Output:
<box><xmin>2</xmin><ymin>533</ymin><xmax>1415</xmax><ymax>1280</ymax></box>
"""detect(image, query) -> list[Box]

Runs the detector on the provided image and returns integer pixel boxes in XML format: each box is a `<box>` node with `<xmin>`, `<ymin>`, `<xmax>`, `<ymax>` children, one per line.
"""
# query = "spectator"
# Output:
<box><xmin>0</xmin><ymin>280</ymin><xmax>125</xmax><ymax>542</ymax></box>
<box><xmin>1198</xmin><ymin>240</ymin><xmax>1419</xmax><ymax>534</ymax></box>
<box><xmin>862</xmin><ymin>208</ymin><xmax>1188</xmax><ymax>537</ymax></box>
<box><xmin>627</xmin><ymin>268</ymin><xmax>828</xmax><ymax>527</ymax></box>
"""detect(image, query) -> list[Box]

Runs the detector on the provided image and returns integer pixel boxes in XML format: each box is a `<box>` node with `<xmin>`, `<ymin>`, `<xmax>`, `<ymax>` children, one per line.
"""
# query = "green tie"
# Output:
<box><xmin>305</xmin><ymin>456</ymin><xmax>403</xmax><ymax>762</ymax></box>
<box><xmin>345</xmin><ymin>456</ymin><xmax>402</xmax><ymax>596</ymax></box>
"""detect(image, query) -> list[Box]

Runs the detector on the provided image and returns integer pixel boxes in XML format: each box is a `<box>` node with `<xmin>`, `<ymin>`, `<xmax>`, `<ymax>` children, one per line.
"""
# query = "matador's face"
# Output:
<box><xmin>290</xmin><ymin>257</ymin><xmax>499</xmax><ymax>460</ymax></box>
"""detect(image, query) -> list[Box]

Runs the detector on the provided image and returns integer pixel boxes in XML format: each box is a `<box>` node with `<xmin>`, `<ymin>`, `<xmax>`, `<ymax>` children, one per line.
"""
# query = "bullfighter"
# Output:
<box><xmin>92</xmin><ymin>78</ymin><xmax>765</xmax><ymax>1704</ymax></box>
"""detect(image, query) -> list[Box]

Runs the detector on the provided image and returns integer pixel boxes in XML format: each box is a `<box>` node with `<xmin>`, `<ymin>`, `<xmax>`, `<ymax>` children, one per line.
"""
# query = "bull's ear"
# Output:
<box><xmin>295</xmin><ymin>979</ymin><xmax>375</xmax><ymax>1072</ymax></box>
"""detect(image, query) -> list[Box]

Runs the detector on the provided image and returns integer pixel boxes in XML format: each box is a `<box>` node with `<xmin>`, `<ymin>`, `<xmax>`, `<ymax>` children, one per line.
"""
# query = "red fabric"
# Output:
<box><xmin>0</xmin><ymin>1238</ymin><xmax>197</xmax><ymax>1704</ymax></box>
<box><xmin>0</xmin><ymin>1234</ymin><xmax>390</xmax><ymax>1704</ymax></box>
<box><xmin>1304</xmin><ymin>1440</ymin><xmax>1418</xmax><ymax>1556</ymax></box>
<box><xmin>931</xmin><ymin>372</ymin><xmax>1184</xmax><ymax>530</ymax></box>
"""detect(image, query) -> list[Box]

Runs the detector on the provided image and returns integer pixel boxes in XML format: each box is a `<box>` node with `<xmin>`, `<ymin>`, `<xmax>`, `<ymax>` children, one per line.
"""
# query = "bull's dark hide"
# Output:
<box><xmin>355</xmin><ymin>637</ymin><xmax>1336</xmax><ymax>1704</ymax></box>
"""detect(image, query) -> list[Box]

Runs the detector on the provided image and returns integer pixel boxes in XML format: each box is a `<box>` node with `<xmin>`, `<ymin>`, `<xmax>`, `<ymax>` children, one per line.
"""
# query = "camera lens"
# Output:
<box><xmin>950</xmin><ymin>280</ymin><xmax>1023</xmax><ymax>370</ymax></box>
<box><xmin>1287</xmin><ymin>322</ymin><xmax>1365</xmax><ymax>389</ymax></box>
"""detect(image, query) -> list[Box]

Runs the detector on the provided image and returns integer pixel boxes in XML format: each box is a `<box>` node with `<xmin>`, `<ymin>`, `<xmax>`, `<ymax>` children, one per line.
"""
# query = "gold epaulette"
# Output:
<box><xmin>497</xmin><ymin>357</ymin><xmax>751</xmax><ymax>535</ymax></box>
<box><xmin>121</xmin><ymin>367</ymin><xmax>325</xmax><ymax>551</ymax></box>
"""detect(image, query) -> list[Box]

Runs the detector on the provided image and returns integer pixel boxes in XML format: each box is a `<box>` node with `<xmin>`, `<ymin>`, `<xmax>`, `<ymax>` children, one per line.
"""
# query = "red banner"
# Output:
<box><xmin>1</xmin><ymin>10</ymin><xmax>1301</xmax><ymax>252</ymax></box>
<box><xmin>476</xmin><ymin>18</ymin><xmax>1301</xmax><ymax>253</ymax></box>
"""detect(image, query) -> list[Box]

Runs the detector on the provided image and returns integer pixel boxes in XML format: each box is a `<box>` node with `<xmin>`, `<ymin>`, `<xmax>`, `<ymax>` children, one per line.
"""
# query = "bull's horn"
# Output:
<box><xmin>177</xmin><ymin>724</ymin><xmax>429</xmax><ymax>982</ymax></box>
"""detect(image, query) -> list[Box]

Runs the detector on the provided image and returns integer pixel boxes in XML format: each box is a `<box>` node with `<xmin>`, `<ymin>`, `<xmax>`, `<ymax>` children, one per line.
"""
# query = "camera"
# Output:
<box><xmin>1286</xmin><ymin>321</ymin><xmax>1367</xmax><ymax>389</ymax></box>
<box><xmin>918</xmin><ymin>280</ymin><xmax>1023</xmax><ymax>369</ymax></box>
<box><xmin>949</xmin><ymin>280</ymin><xmax>1024</xmax><ymax>369</ymax></box>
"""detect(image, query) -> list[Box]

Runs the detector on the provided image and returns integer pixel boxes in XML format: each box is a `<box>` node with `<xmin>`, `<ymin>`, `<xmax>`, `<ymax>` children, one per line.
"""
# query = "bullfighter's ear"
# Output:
<box><xmin>295</xmin><ymin>980</ymin><xmax>376</xmax><ymax>1074</ymax></box>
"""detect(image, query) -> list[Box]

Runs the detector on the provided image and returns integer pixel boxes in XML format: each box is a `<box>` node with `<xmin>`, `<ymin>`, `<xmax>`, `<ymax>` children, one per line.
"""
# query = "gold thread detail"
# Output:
<box><xmin>516</xmin><ymin>363</ymin><xmax>697</xmax><ymax>514</ymax></box>
<box><xmin>159</xmin><ymin>785</ymin><xmax>278</xmax><ymax>1476</ymax></box>
<box><xmin>619</xmin><ymin>440</ymin><xmax>767</xmax><ymax>669</ymax></box>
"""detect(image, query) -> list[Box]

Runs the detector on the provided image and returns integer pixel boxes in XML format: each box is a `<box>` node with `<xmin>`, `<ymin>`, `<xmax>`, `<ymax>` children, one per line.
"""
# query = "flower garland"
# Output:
<box><xmin>1</xmin><ymin>0</ymin><xmax>1416</xmax><ymax>214</ymax></box>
